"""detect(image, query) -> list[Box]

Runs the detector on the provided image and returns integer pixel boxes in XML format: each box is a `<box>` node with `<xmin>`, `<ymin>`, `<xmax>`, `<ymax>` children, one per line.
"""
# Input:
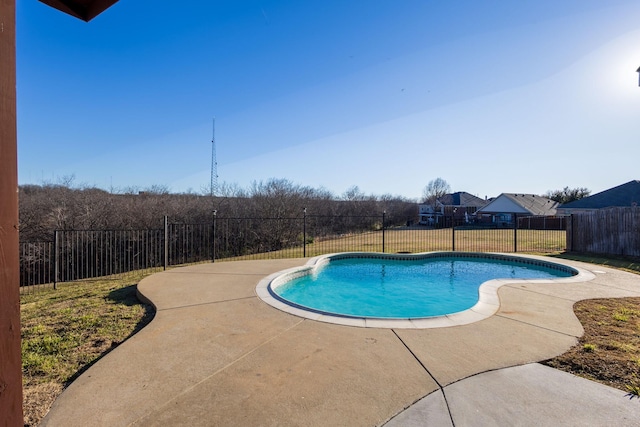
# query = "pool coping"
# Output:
<box><xmin>255</xmin><ymin>251</ymin><xmax>596</xmax><ymax>329</ymax></box>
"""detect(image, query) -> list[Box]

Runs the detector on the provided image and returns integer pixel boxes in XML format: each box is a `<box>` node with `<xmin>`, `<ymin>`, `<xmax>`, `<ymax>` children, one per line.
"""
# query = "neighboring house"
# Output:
<box><xmin>418</xmin><ymin>204</ymin><xmax>438</xmax><ymax>226</ymax></box>
<box><xmin>557</xmin><ymin>180</ymin><xmax>640</xmax><ymax>215</ymax></box>
<box><xmin>419</xmin><ymin>192</ymin><xmax>486</xmax><ymax>226</ymax></box>
<box><xmin>476</xmin><ymin>193</ymin><xmax>558</xmax><ymax>226</ymax></box>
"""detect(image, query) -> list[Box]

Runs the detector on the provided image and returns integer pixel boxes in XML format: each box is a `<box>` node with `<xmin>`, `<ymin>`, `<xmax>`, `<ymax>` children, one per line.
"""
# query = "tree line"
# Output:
<box><xmin>19</xmin><ymin>178</ymin><xmax>418</xmax><ymax>243</ymax></box>
<box><xmin>19</xmin><ymin>174</ymin><xmax>590</xmax><ymax>244</ymax></box>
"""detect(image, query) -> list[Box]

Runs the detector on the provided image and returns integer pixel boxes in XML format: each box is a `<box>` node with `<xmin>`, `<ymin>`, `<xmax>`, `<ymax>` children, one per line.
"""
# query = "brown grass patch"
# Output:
<box><xmin>21</xmin><ymin>273</ymin><xmax>155</xmax><ymax>426</ymax></box>
<box><xmin>23</xmin><ymin>382</ymin><xmax>63</xmax><ymax>427</ymax></box>
<box><xmin>543</xmin><ymin>297</ymin><xmax>640</xmax><ymax>395</ymax></box>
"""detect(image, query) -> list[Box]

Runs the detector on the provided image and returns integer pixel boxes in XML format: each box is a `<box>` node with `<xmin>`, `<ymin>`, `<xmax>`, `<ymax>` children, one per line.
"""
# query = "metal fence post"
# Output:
<box><xmin>452</xmin><ymin>217</ymin><xmax>455</xmax><ymax>252</ymax></box>
<box><xmin>53</xmin><ymin>230</ymin><xmax>59</xmax><ymax>290</ymax></box>
<box><xmin>513</xmin><ymin>213</ymin><xmax>518</xmax><ymax>253</ymax></box>
<box><xmin>163</xmin><ymin>216</ymin><xmax>168</xmax><ymax>270</ymax></box>
<box><xmin>303</xmin><ymin>208</ymin><xmax>307</xmax><ymax>257</ymax></box>
<box><xmin>382</xmin><ymin>211</ymin><xmax>386</xmax><ymax>253</ymax></box>
<box><xmin>212</xmin><ymin>210</ymin><xmax>217</xmax><ymax>263</ymax></box>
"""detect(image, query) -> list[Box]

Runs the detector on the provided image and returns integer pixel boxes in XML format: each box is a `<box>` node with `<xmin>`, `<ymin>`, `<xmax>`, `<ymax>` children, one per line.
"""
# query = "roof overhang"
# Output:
<box><xmin>38</xmin><ymin>0</ymin><xmax>118</xmax><ymax>22</ymax></box>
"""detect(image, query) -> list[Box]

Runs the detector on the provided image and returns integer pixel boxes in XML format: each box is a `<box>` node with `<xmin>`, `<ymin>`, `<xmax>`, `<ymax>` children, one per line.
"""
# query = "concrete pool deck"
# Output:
<box><xmin>41</xmin><ymin>256</ymin><xmax>640</xmax><ymax>426</ymax></box>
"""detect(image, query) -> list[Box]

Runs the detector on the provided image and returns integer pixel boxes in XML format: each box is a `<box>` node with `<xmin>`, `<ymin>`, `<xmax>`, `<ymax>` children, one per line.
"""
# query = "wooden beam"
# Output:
<box><xmin>0</xmin><ymin>0</ymin><xmax>24</xmax><ymax>424</ymax></box>
<box><xmin>1</xmin><ymin>1</ymin><xmax>117</xmax><ymax>424</ymax></box>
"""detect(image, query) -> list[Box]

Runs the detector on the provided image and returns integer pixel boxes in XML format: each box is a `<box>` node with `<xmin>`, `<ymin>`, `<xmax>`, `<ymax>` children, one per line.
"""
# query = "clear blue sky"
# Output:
<box><xmin>16</xmin><ymin>0</ymin><xmax>640</xmax><ymax>200</ymax></box>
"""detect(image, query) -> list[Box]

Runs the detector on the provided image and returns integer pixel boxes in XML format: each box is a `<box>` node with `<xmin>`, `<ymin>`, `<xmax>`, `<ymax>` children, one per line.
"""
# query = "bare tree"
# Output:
<box><xmin>421</xmin><ymin>178</ymin><xmax>451</xmax><ymax>205</ymax></box>
<box><xmin>19</xmin><ymin>178</ymin><xmax>418</xmax><ymax>245</ymax></box>
<box><xmin>342</xmin><ymin>186</ymin><xmax>366</xmax><ymax>202</ymax></box>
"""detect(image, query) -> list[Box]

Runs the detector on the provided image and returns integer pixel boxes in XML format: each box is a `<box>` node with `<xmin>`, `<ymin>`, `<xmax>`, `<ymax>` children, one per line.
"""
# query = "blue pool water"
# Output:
<box><xmin>274</xmin><ymin>256</ymin><xmax>573</xmax><ymax>319</ymax></box>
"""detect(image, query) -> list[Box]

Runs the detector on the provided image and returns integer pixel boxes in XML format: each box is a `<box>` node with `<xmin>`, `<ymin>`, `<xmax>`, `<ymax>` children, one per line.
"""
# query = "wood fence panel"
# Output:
<box><xmin>570</xmin><ymin>207</ymin><xmax>640</xmax><ymax>257</ymax></box>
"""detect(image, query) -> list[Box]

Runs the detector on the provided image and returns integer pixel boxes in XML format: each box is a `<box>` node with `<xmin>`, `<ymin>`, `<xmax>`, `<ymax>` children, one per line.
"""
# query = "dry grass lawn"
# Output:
<box><xmin>21</xmin><ymin>272</ymin><xmax>155</xmax><ymax>426</ymax></box>
<box><xmin>543</xmin><ymin>253</ymin><xmax>640</xmax><ymax>398</ymax></box>
<box><xmin>225</xmin><ymin>227</ymin><xmax>567</xmax><ymax>260</ymax></box>
<box><xmin>543</xmin><ymin>297</ymin><xmax>640</xmax><ymax>397</ymax></box>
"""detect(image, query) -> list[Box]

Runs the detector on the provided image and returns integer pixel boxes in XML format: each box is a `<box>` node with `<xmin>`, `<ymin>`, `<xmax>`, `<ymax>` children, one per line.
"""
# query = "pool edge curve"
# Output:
<box><xmin>255</xmin><ymin>252</ymin><xmax>595</xmax><ymax>329</ymax></box>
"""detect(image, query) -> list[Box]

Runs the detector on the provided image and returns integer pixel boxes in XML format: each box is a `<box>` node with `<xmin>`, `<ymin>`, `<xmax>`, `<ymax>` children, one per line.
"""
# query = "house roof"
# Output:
<box><xmin>559</xmin><ymin>180</ymin><xmax>640</xmax><ymax>210</ymax></box>
<box><xmin>478</xmin><ymin>193</ymin><xmax>558</xmax><ymax>216</ymax></box>
<box><xmin>437</xmin><ymin>192</ymin><xmax>486</xmax><ymax>207</ymax></box>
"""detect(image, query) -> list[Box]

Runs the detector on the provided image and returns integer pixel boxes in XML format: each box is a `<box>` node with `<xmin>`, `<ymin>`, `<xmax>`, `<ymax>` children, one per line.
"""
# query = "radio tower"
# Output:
<box><xmin>210</xmin><ymin>118</ymin><xmax>218</xmax><ymax>197</ymax></box>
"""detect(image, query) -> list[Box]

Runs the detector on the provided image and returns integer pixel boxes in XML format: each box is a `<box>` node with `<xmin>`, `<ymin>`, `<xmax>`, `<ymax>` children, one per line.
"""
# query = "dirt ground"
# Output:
<box><xmin>543</xmin><ymin>297</ymin><xmax>640</xmax><ymax>397</ymax></box>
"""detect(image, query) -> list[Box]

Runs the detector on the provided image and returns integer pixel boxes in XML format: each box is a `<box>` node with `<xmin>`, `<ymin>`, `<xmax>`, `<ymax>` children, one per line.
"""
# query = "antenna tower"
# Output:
<box><xmin>210</xmin><ymin>118</ymin><xmax>218</xmax><ymax>197</ymax></box>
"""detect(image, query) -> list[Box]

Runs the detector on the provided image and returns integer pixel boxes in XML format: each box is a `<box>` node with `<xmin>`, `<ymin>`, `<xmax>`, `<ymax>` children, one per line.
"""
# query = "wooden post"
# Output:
<box><xmin>567</xmin><ymin>214</ymin><xmax>573</xmax><ymax>252</ymax></box>
<box><xmin>0</xmin><ymin>0</ymin><xmax>24</xmax><ymax>424</ymax></box>
<box><xmin>0</xmin><ymin>2</ymin><xmax>118</xmax><ymax>424</ymax></box>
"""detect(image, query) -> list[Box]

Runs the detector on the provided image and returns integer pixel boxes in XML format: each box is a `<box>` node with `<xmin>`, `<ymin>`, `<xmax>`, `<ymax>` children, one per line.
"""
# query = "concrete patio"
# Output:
<box><xmin>41</xmin><ymin>256</ymin><xmax>640</xmax><ymax>426</ymax></box>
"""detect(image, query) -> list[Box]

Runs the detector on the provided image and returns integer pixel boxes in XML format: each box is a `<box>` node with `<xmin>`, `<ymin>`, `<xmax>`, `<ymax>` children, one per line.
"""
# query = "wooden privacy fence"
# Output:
<box><xmin>568</xmin><ymin>207</ymin><xmax>640</xmax><ymax>257</ymax></box>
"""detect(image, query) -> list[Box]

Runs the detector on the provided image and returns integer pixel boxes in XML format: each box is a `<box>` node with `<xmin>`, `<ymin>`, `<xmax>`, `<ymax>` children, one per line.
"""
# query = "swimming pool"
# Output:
<box><xmin>256</xmin><ymin>252</ymin><xmax>590</xmax><ymax>328</ymax></box>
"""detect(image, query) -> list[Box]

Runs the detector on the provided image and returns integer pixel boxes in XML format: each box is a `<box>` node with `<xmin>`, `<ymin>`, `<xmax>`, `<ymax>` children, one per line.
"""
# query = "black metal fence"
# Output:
<box><xmin>20</xmin><ymin>213</ymin><xmax>567</xmax><ymax>292</ymax></box>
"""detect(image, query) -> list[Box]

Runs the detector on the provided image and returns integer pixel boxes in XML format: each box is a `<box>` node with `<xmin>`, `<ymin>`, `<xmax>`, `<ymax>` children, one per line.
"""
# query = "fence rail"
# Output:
<box><xmin>20</xmin><ymin>214</ymin><xmax>567</xmax><ymax>292</ymax></box>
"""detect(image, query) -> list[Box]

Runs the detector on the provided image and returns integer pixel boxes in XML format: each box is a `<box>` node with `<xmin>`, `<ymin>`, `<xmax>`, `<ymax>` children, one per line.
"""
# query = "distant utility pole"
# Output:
<box><xmin>210</xmin><ymin>118</ymin><xmax>218</xmax><ymax>197</ymax></box>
